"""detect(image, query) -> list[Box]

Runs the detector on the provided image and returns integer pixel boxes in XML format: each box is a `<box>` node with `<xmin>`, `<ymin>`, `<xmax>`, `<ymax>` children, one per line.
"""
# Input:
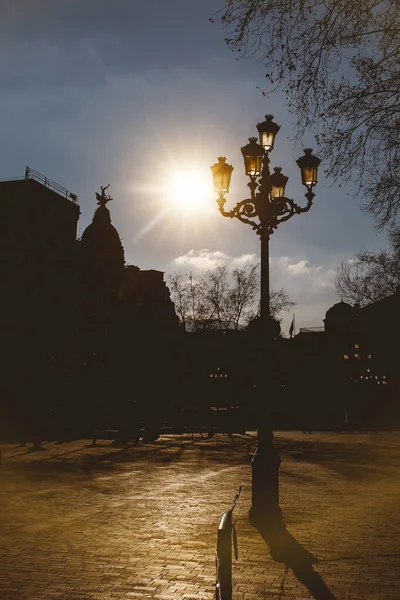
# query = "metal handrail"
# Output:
<box><xmin>216</xmin><ymin>510</ymin><xmax>232</xmax><ymax>600</ymax></box>
<box><xmin>25</xmin><ymin>166</ymin><xmax>79</xmax><ymax>204</ymax></box>
<box><xmin>215</xmin><ymin>445</ymin><xmax>258</xmax><ymax>600</ymax></box>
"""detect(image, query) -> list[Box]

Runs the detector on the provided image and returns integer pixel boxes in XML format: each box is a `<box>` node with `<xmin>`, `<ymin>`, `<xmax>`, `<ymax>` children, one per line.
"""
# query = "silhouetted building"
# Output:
<box><xmin>0</xmin><ymin>170</ymin><xmax>80</xmax><ymax>326</ymax></box>
<box><xmin>0</xmin><ymin>169</ymin><xmax>181</xmax><ymax>442</ymax></box>
<box><xmin>285</xmin><ymin>292</ymin><xmax>400</xmax><ymax>430</ymax></box>
<box><xmin>120</xmin><ymin>266</ymin><xmax>179</xmax><ymax>330</ymax></box>
<box><xmin>0</xmin><ymin>169</ymin><xmax>80</xmax><ymax>441</ymax></box>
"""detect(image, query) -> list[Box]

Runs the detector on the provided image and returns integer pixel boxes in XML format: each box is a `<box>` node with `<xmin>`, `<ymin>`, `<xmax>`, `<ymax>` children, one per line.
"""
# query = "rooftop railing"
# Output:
<box><xmin>25</xmin><ymin>166</ymin><xmax>79</xmax><ymax>205</ymax></box>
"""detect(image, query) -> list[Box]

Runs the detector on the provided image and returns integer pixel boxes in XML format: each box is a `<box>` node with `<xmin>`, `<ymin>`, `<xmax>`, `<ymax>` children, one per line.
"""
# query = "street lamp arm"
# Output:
<box><xmin>256</xmin><ymin>190</ymin><xmax>314</xmax><ymax>237</ymax></box>
<box><xmin>218</xmin><ymin>198</ymin><xmax>262</xmax><ymax>235</ymax></box>
<box><xmin>293</xmin><ymin>189</ymin><xmax>315</xmax><ymax>214</ymax></box>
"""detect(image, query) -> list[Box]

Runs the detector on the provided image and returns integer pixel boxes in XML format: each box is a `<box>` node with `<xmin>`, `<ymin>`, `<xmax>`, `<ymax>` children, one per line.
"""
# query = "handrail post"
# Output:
<box><xmin>216</xmin><ymin>510</ymin><xmax>232</xmax><ymax>600</ymax></box>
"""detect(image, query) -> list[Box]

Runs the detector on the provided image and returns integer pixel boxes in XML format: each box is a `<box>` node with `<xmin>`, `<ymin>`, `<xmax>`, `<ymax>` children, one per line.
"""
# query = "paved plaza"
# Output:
<box><xmin>1</xmin><ymin>431</ymin><xmax>400</xmax><ymax>600</ymax></box>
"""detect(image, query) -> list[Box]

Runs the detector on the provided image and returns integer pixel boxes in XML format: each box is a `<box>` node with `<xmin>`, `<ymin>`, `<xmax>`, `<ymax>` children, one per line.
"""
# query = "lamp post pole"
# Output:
<box><xmin>211</xmin><ymin>116</ymin><xmax>320</xmax><ymax>529</ymax></box>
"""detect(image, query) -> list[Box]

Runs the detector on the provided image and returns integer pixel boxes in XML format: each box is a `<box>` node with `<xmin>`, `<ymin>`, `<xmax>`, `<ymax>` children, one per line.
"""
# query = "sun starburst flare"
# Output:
<box><xmin>128</xmin><ymin>156</ymin><xmax>216</xmax><ymax>243</ymax></box>
<box><xmin>167</xmin><ymin>169</ymin><xmax>211</xmax><ymax>213</ymax></box>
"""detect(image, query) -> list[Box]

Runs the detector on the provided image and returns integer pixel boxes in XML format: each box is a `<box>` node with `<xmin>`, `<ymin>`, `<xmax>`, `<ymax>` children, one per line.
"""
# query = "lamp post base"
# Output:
<box><xmin>249</xmin><ymin>428</ymin><xmax>283</xmax><ymax>530</ymax></box>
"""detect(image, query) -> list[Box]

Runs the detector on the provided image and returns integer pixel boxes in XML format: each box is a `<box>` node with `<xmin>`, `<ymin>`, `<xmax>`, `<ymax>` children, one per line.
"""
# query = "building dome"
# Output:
<box><xmin>325</xmin><ymin>300</ymin><xmax>354</xmax><ymax>321</ymax></box>
<box><xmin>80</xmin><ymin>204</ymin><xmax>124</xmax><ymax>263</ymax></box>
<box><xmin>324</xmin><ymin>300</ymin><xmax>356</xmax><ymax>335</ymax></box>
<box><xmin>79</xmin><ymin>188</ymin><xmax>125</xmax><ymax>299</ymax></box>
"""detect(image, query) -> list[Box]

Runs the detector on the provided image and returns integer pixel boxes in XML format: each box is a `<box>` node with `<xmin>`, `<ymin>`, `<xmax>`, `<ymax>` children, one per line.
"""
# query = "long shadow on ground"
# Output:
<box><xmin>274</xmin><ymin>434</ymin><xmax>400</xmax><ymax>481</ymax></box>
<box><xmin>1</xmin><ymin>435</ymin><xmax>257</xmax><ymax>482</ymax></box>
<box><xmin>255</xmin><ymin>520</ymin><xmax>336</xmax><ymax>600</ymax></box>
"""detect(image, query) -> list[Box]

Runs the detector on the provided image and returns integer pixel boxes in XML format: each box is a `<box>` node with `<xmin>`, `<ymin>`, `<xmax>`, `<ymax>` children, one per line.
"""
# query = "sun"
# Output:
<box><xmin>166</xmin><ymin>168</ymin><xmax>211</xmax><ymax>213</ymax></box>
<box><xmin>127</xmin><ymin>153</ymin><xmax>217</xmax><ymax>243</ymax></box>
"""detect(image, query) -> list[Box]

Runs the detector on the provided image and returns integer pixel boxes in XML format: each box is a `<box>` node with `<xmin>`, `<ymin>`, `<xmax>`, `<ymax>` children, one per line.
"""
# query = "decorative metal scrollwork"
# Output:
<box><xmin>218</xmin><ymin>191</ymin><xmax>314</xmax><ymax>239</ymax></box>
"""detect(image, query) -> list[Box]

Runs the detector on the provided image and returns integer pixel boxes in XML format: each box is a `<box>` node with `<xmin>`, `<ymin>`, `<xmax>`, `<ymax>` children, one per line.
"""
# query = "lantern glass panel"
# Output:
<box><xmin>259</xmin><ymin>130</ymin><xmax>276</xmax><ymax>152</ymax></box>
<box><xmin>243</xmin><ymin>154</ymin><xmax>262</xmax><ymax>177</ymax></box>
<box><xmin>256</xmin><ymin>115</ymin><xmax>280</xmax><ymax>151</ymax></box>
<box><xmin>296</xmin><ymin>148</ymin><xmax>320</xmax><ymax>188</ymax></box>
<box><xmin>301</xmin><ymin>165</ymin><xmax>318</xmax><ymax>187</ymax></box>
<box><xmin>241</xmin><ymin>137</ymin><xmax>264</xmax><ymax>178</ymax></box>
<box><xmin>210</xmin><ymin>157</ymin><xmax>233</xmax><ymax>195</ymax></box>
<box><xmin>270</xmin><ymin>167</ymin><xmax>288</xmax><ymax>198</ymax></box>
<box><xmin>271</xmin><ymin>182</ymin><xmax>285</xmax><ymax>198</ymax></box>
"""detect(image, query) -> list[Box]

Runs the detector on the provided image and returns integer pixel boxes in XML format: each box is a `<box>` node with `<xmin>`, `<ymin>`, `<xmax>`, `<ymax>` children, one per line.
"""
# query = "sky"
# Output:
<box><xmin>0</xmin><ymin>0</ymin><xmax>388</xmax><ymax>334</ymax></box>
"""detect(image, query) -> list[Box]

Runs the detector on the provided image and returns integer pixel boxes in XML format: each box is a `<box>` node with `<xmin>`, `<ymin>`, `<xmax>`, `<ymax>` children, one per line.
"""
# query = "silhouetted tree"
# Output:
<box><xmin>168</xmin><ymin>264</ymin><xmax>294</xmax><ymax>330</ymax></box>
<box><xmin>269</xmin><ymin>288</ymin><xmax>295</xmax><ymax>320</ymax></box>
<box><xmin>336</xmin><ymin>226</ymin><xmax>400</xmax><ymax>305</ymax></box>
<box><xmin>212</xmin><ymin>0</ymin><xmax>400</xmax><ymax>228</ymax></box>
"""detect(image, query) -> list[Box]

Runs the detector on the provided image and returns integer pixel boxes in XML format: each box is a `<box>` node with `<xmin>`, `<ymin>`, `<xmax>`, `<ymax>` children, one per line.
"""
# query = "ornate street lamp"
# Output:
<box><xmin>210</xmin><ymin>116</ymin><xmax>320</xmax><ymax>527</ymax></box>
<box><xmin>211</xmin><ymin>115</ymin><xmax>320</xmax><ymax>326</ymax></box>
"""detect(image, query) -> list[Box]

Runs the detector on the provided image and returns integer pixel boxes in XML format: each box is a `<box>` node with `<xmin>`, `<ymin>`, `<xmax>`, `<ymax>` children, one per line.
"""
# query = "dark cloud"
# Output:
<box><xmin>0</xmin><ymin>0</ymin><xmax>229</xmax><ymax>90</ymax></box>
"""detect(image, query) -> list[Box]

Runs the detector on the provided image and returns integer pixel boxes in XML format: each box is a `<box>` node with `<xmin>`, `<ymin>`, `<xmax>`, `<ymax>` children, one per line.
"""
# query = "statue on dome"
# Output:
<box><xmin>96</xmin><ymin>184</ymin><xmax>112</xmax><ymax>207</ymax></box>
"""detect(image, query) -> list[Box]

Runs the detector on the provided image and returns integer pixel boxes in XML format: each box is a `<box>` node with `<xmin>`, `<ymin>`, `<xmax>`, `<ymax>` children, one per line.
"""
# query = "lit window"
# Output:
<box><xmin>367</xmin><ymin>354</ymin><xmax>372</xmax><ymax>359</ymax></box>
<box><xmin>354</xmin><ymin>353</ymin><xmax>360</xmax><ymax>359</ymax></box>
<box><xmin>360</xmin><ymin>375</ymin><xmax>364</xmax><ymax>379</ymax></box>
<box><xmin>355</xmin><ymin>343</ymin><xmax>360</xmax><ymax>349</ymax></box>
<box><xmin>366</xmin><ymin>376</ymin><xmax>369</xmax><ymax>380</ymax></box>
<box><xmin>209</xmin><ymin>374</ymin><xmax>213</xmax><ymax>378</ymax></box>
<box><xmin>343</xmin><ymin>354</ymin><xmax>349</xmax><ymax>360</ymax></box>
<box><xmin>383</xmin><ymin>375</ymin><xmax>386</xmax><ymax>379</ymax></box>
<box><xmin>367</xmin><ymin>369</ymin><xmax>370</xmax><ymax>373</ymax></box>
<box><xmin>375</xmin><ymin>376</ymin><xmax>378</xmax><ymax>379</ymax></box>
<box><xmin>225</xmin><ymin>374</ymin><xmax>228</xmax><ymax>378</ymax></box>
<box><xmin>377</xmin><ymin>381</ymin><xmax>380</xmax><ymax>384</ymax></box>
<box><xmin>383</xmin><ymin>381</ymin><xmax>387</xmax><ymax>385</ymax></box>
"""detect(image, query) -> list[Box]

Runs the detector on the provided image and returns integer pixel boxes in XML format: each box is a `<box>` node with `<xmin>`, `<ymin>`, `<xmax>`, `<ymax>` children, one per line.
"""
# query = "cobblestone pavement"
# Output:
<box><xmin>1</xmin><ymin>431</ymin><xmax>400</xmax><ymax>600</ymax></box>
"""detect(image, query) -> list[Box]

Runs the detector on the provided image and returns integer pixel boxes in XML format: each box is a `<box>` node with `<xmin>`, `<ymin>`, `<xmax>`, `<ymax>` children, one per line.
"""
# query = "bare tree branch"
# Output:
<box><xmin>168</xmin><ymin>264</ymin><xmax>295</xmax><ymax>330</ymax></box>
<box><xmin>335</xmin><ymin>226</ymin><xmax>400</xmax><ymax>304</ymax></box>
<box><xmin>212</xmin><ymin>0</ymin><xmax>400</xmax><ymax>229</ymax></box>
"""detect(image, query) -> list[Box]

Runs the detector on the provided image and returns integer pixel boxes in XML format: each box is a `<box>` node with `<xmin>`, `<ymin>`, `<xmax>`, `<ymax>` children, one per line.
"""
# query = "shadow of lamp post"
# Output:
<box><xmin>210</xmin><ymin>115</ymin><xmax>320</xmax><ymax>529</ymax></box>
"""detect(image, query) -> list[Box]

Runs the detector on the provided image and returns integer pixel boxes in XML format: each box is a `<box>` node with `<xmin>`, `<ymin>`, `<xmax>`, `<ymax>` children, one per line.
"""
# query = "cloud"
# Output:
<box><xmin>171</xmin><ymin>249</ymin><xmax>257</xmax><ymax>272</ymax></box>
<box><xmin>269</xmin><ymin>256</ymin><xmax>339</xmax><ymax>332</ymax></box>
<box><xmin>167</xmin><ymin>249</ymin><xmax>340</xmax><ymax>333</ymax></box>
<box><xmin>347</xmin><ymin>257</ymin><xmax>360</xmax><ymax>265</ymax></box>
<box><xmin>271</xmin><ymin>256</ymin><xmax>336</xmax><ymax>295</ymax></box>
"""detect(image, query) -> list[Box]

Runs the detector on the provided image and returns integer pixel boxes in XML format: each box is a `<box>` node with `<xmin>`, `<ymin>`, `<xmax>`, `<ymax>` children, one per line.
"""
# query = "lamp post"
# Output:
<box><xmin>211</xmin><ymin>115</ymin><xmax>320</xmax><ymax>528</ymax></box>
